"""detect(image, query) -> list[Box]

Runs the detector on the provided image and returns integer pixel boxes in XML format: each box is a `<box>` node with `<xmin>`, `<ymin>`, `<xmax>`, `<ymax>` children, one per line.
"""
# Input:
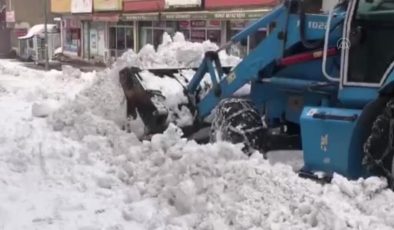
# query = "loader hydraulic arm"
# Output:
<box><xmin>188</xmin><ymin>1</ymin><xmax>346</xmax><ymax>119</ymax></box>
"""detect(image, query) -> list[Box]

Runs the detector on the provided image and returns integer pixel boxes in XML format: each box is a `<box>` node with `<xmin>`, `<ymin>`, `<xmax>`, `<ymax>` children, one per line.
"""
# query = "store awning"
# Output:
<box><xmin>122</xmin><ymin>8</ymin><xmax>272</xmax><ymax>21</ymax></box>
<box><xmin>18</xmin><ymin>24</ymin><xmax>59</xmax><ymax>40</ymax></box>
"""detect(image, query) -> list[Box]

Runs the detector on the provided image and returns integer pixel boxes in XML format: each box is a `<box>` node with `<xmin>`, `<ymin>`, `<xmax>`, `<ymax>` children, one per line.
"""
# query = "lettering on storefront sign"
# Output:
<box><xmin>121</xmin><ymin>10</ymin><xmax>269</xmax><ymax>21</ymax></box>
<box><xmin>164</xmin><ymin>14</ymin><xmax>207</xmax><ymax>20</ymax></box>
<box><xmin>191</xmin><ymin>20</ymin><xmax>206</xmax><ymax>27</ymax></box>
<box><xmin>92</xmin><ymin>15</ymin><xmax>119</xmax><ymax>22</ymax></box>
<box><xmin>213</xmin><ymin>12</ymin><xmax>246</xmax><ymax>19</ymax></box>
<box><xmin>247</xmin><ymin>13</ymin><xmax>266</xmax><ymax>19</ymax></box>
<box><xmin>123</xmin><ymin>15</ymin><xmax>158</xmax><ymax>21</ymax></box>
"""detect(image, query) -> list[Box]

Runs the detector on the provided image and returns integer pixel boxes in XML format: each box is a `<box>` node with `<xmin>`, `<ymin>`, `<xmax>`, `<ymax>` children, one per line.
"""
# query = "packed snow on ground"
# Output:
<box><xmin>2</xmin><ymin>46</ymin><xmax>394</xmax><ymax>230</ymax></box>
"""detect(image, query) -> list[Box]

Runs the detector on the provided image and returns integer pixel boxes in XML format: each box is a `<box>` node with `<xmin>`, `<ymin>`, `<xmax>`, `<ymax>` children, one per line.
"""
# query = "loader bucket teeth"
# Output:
<box><xmin>119</xmin><ymin>67</ymin><xmax>169</xmax><ymax>134</ymax></box>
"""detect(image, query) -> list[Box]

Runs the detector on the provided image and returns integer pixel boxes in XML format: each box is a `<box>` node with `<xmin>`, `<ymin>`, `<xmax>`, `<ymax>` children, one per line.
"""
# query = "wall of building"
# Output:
<box><xmin>8</xmin><ymin>0</ymin><xmax>56</xmax><ymax>48</ymax></box>
<box><xmin>0</xmin><ymin>0</ymin><xmax>12</xmax><ymax>56</ymax></box>
<box><xmin>53</xmin><ymin>0</ymin><xmax>282</xmax><ymax>63</ymax></box>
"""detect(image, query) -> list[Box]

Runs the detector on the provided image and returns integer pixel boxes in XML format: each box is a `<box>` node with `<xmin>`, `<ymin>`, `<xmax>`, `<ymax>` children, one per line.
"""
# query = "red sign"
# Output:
<box><xmin>179</xmin><ymin>21</ymin><xmax>189</xmax><ymax>29</ymax></box>
<box><xmin>205</xmin><ymin>0</ymin><xmax>278</xmax><ymax>9</ymax></box>
<box><xmin>123</xmin><ymin>0</ymin><xmax>164</xmax><ymax>12</ymax></box>
<box><xmin>15</xmin><ymin>28</ymin><xmax>27</xmax><ymax>37</ymax></box>
<box><xmin>208</xmin><ymin>20</ymin><xmax>221</xmax><ymax>28</ymax></box>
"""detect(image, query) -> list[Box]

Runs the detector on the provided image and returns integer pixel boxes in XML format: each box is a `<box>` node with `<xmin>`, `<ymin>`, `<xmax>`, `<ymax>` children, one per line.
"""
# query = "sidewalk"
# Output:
<box><xmin>1</xmin><ymin>54</ymin><xmax>108</xmax><ymax>73</ymax></box>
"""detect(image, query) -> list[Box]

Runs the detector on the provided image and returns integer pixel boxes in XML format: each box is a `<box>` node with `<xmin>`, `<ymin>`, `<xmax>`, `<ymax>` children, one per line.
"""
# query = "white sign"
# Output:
<box><xmin>165</xmin><ymin>0</ymin><xmax>201</xmax><ymax>9</ymax></box>
<box><xmin>6</xmin><ymin>11</ymin><xmax>15</xmax><ymax>23</ymax></box>
<box><xmin>71</xmin><ymin>0</ymin><xmax>92</xmax><ymax>13</ymax></box>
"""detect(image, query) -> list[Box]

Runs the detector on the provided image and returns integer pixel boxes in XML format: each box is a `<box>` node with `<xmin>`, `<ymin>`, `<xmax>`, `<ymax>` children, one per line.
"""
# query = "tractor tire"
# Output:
<box><xmin>364</xmin><ymin>98</ymin><xmax>394</xmax><ymax>186</ymax></box>
<box><xmin>210</xmin><ymin>98</ymin><xmax>266</xmax><ymax>155</ymax></box>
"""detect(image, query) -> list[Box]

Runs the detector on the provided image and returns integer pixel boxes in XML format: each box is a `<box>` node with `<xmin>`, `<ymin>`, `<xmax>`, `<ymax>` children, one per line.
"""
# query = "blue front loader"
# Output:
<box><xmin>185</xmin><ymin>0</ymin><xmax>394</xmax><ymax>182</ymax></box>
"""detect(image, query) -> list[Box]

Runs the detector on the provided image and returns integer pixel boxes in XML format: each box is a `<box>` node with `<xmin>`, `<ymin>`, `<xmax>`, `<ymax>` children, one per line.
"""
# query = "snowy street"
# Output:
<box><xmin>1</xmin><ymin>35</ymin><xmax>394</xmax><ymax>229</ymax></box>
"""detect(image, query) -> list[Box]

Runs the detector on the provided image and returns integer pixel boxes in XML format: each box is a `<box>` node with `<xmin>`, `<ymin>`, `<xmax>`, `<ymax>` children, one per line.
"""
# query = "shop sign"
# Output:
<box><xmin>92</xmin><ymin>14</ymin><xmax>119</xmax><ymax>22</ymax></box>
<box><xmin>122</xmin><ymin>14</ymin><xmax>158</xmax><ymax>21</ymax></box>
<box><xmin>51</xmin><ymin>0</ymin><xmax>71</xmax><ymax>13</ymax></box>
<box><xmin>213</xmin><ymin>12</ymin><xmax>247</xmax><ymax>19</ymax></box>
<box><xmin>210</xmin><ymin>9</ymin><xmax>270</xmax><ymax>20</ymax></box>
<box><xmin>164</xmin><ymin>12</ymin><xmax>207</xmax><ymax>20</ymax></box>
<box><xmin>71</xmin><ymin>0</ymin><xmax>92</xmax><ymax>13</ymax></box>
<box><xmin>207</xmin><ymin>20</ymin><xmax>221</xmax><ymax>28</ymax></box>
<box><xmin>93</xmin><ymin>0</ymin><xmax>122</xmax><ymax>11</ymax></box>
<box><xmin>6</xmin><ymin>11</ymin><xmax>15</xmax><ymax>23</ymax></box>
<box><xmin>165</xmin><ymin>0</ymin><xmax>201</xmax><ymax>9</ymax></box>
<box><xmin>14</xmin><ymin>28</ymin><xmax>28</xmax><ymax>37</ymax></box>
<box><xmin>190</xmin><ymin>20</ymin><xmax>205</xmax><ymax>28</ymax></box>
<box><xmin>121</xmin><ymin>9</ymin><xmax>270</xmax><ymax>21</ymax></box>
<box><xmin>179</xmin><ymin>21</ymin><xmax>189</xmax><ymax>29</ymax></box>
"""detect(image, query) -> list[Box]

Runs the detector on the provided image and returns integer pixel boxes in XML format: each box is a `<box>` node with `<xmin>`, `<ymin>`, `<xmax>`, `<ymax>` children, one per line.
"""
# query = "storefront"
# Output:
<box><xmin>65</xmin><ymin>0</ymin><xmax>93</xmax><ymax>56</ymax></box>
<box><xmin>86</xmin><ymin>21</ymin><xmax>106</xmax><ymax>60</ymax></box>
<box><xmin>92</xmin><ymin>0</ymin><xmax>123</xmax><ymax>60</ymax></box>
<box><xmin>108</xmin><ymin>21</ymin><xmax>134</xmax><ymax>58</ymax></box>
<box><xmin>139</xmin><ymin>21</ymin><xmax>175</xmax><ymax>49</ymax></box>
<box><xmin>178</xmin><ymin>20</ymin><xmax>222</xmax><ymax>43</ymax></box>
<box><xmin>122</xmin><ymin>8</ymin><xmax>271</xmax><ymax>52</ymax></box>
<box><xmin>63</xmin><ymin>18</ymin><xmax>82</xmax><ymax>56</ymax></box>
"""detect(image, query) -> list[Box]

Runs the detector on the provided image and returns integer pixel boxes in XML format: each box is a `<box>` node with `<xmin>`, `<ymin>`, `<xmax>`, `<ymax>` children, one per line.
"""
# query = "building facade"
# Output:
<box><xmin>52</xmin><ymin>0</ymin><xmax>326</xmax><ymax>64</ymax></box>
<box><xmin>0</xmin><ymin>0</ymin><xmax>12</xmax><ymax>56</ymax></box>
<box><xmin>4</xmin><ymin>0</ymin><xmax>56</xmax><ymax>48</ymax></box>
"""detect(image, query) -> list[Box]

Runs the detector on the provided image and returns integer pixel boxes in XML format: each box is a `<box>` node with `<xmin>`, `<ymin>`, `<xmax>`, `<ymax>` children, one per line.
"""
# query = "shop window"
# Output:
<box><xmin>138</xmin><ymin>21</ymin><xmax>176</xmax><ymax>50</ymax></box>
<box><xmin>28</xmin><ymin>38</ymin><xmax>34</xmax><ymax>48</ymax></box>
<box><xmin>176</xmin><ymin>20</ymin><xmax>222</xmax><ymax>45</ymax></box>
<box><xmin>109</xmin><ymin>23</ymin><xmax>134</xmax><ymax>58</ymax></box>
<box><xmin>190</xmin><ymin>29</ymin><xmax>205</xmax><ymax>43</ymax></box>
<box><xmin>125</xmin><ymin>27</ymin><xmax>133</xmax><ymax>49</ymax></box>
<box><xmin>117</xmin><ymin>27</ymin><xmax>126</xmax><ymax>50</ymax></box>
<box><xmin>109</xmin><ymin>27</ymin><xmax>116</xmax><ymax>50</ymax></box>
<box><xmin>64</xmin><ymin>28</ymin><xmax>80</xmax><ymax>54</ymax></box>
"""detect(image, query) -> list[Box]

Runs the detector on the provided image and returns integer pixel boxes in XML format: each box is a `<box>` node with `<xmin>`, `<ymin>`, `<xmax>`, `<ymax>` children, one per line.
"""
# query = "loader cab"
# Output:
<box><xmin>340</xmin><ymin>0</ymin><xmax>394</xmax><ymax>106</ymax></box>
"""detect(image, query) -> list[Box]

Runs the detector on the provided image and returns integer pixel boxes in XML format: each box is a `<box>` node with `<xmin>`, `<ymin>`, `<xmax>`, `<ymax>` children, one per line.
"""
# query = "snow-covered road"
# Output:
<box><xmin>1</xmin><ymin>35</ymin><xmax>394</xmax><ymax>229</ymax></box>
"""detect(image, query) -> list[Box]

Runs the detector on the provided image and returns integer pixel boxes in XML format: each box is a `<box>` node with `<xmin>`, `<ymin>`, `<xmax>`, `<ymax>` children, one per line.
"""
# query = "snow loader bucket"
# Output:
<box><xmin>119</xmin><ymin>67</ymin><xmax>170</xmax><ymax>134</ymax></box>
<box><xmin>119</xmin><ymin>64</ymin><xmax>233</xmax><ymax>136</ymax></box>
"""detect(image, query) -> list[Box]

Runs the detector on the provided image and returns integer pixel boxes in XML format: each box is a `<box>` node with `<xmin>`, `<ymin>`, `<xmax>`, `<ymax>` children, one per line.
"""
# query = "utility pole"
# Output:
<box><xmin>44</xmin><ymin>0</ymin><xmax>49</xmax><ymax>70</ymax></box>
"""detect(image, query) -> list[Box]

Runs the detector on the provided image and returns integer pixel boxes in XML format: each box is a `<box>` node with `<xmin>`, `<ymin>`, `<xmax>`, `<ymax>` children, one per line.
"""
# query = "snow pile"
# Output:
<box><xmin>49</xmin><ymin>33</ymin><xmax>233</xmax><ymax>133</ymax></box>
<box><xmin>138</xmin><ymin>71</ymin><xmax>194</xmax><ymax>127</ymax></box>
<box><xmin>120</xmin><ymin>32</ymin><xmax>241</xmax><ymax>69</ymax></box>
<box><xmin>2</xmin><ymin>59</ymin><xmax>394</xmax><ymax>229</ymax></box>
<box><xmin>49</xmin><ymin>65</ymin><xmax>139</xmax><ymax>140</ymax></box>
<box><xmin>18</xmin><ymin>24</ymin><xmax>58</xmax><ymax>39</ymax></box>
